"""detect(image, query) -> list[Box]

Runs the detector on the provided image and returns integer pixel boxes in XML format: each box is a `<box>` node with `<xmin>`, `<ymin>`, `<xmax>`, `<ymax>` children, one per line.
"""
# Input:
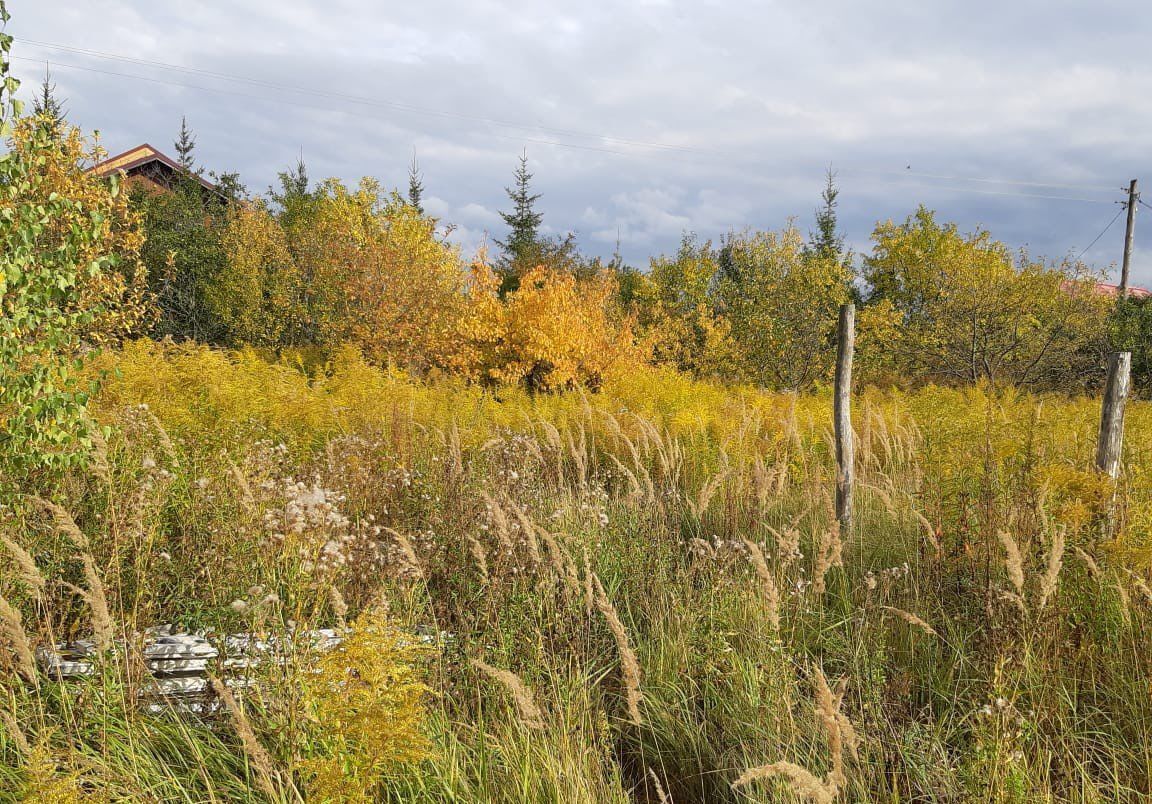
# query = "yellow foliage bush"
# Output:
<box><xmin>459</xmin><ymin>263</ymin><xmax>640</xmax><ymax>391</ymax></box>
<box><xmin>7</xmin><ymin>116</ymin><xmax>153</xmax><ymax>344</ymax></box>
<box><xmin>297</xmin><ymin>609</ymin><xmax>433</xmax><ymax>801</ymax></box>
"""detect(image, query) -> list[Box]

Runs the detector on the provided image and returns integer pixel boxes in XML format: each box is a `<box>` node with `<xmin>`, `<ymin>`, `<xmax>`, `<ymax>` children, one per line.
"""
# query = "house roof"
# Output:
<box><xmin>89</xmin><ymin>143</ymin><xmax>221</xmax><ymax>195</ymax></box>
<box><xmin>1093</xmin><ymin>281</ymin><xmax>1151</xmax><ymax>299</ymax></box>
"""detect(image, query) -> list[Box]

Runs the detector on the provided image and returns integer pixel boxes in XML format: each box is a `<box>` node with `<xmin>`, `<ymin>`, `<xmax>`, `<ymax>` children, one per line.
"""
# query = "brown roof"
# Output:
<box><xmin>89</xmin><ymin>143</ymin><xmax>220</xmax><ymax>195</ymax></box>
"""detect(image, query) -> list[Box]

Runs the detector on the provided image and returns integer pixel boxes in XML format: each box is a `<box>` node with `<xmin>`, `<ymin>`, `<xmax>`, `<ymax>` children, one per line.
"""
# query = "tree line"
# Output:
<box><xmin>13</xmin><ymin>79</ymin><xmax>1152</xmax><ymax>400</ymax></box>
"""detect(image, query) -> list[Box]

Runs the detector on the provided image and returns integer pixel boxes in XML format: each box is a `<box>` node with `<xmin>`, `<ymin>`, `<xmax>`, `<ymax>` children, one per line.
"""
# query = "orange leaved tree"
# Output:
<box><xmin>461</xmin><ymin>262</ymin><xmax>637</xmax><ymax>391</ymax></box>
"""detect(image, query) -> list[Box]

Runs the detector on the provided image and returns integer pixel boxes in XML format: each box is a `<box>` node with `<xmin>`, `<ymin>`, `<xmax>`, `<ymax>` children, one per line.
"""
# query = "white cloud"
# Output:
<box><xmin>8</xmin><ymin>0</ymin><xmax>1150</xmax><ymax>280</ymax></box>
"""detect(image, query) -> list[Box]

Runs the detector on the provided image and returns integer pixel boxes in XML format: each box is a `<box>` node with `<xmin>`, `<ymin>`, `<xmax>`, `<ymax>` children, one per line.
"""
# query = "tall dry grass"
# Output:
<box><xmin>2</xmin><ymin>341</ymin><xmax>1152</xmax><ymax>801</ymax></box>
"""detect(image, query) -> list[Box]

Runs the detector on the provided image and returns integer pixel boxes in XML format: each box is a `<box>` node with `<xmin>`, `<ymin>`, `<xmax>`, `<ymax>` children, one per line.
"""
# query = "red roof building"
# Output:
<box><xmin>88</xmin><ymin>143</ymin><xmax>221</xmax><ymax>199</ymax></box>
<box><xmin>1092</xmin><ymin>281</ymin><xmax>1151</xmax><ymax>299</ymax></box>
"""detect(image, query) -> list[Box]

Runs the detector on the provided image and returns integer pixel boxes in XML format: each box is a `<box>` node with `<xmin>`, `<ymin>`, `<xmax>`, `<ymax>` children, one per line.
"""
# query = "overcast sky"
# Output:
<box><xmin>8</xmin><ymin>1</ymin><xmax>1152</xmax><ymax>284</ymax></box>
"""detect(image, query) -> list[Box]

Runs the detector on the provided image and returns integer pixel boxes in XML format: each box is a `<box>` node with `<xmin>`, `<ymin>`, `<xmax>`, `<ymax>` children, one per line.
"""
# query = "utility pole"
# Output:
<box><xmin>1120</xmin><ymin>179</ymin><xmax>1139</xmax><ymax>297</ymax></box>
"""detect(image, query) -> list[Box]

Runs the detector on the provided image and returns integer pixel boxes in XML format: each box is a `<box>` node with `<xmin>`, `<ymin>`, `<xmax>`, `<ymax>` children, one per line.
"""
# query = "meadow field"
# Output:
<box><xmin>3</xmin><ymin>340</ymin><xmax>1152</xmax><ymax>802</ymax></box>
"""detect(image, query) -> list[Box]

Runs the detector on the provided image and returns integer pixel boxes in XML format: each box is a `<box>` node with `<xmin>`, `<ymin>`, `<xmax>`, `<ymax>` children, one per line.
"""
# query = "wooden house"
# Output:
<box><xmin>88</xmin><ymin>143</ymin><xmax>222</xmax><ymax>200</ymax></box>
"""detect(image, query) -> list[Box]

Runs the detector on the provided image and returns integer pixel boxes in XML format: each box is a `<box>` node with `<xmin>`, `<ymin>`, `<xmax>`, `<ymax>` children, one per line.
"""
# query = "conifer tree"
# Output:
<box><xmin>33</xmin><ymin>63</ymin><xmax>65</xmax><ymax>118</ymax></box>
<box><xmin>807</xmin><ymin>168</ymin><xmax>845</xmax><ymax>263</ymax></box>
<box><xmin>498</xmin><ymin>150</ymin><xmax>543</xmax><ymax>265</ymax></box>
<box><xmin>174</xmin><ymin>116</ymin><xmax>198</xmax><ymax>173</ymax></box>
<box><xmin>32</xmin><ymin>63</ymin><xmax>65</xmax><ymax>136</ymax></box>
<box><xmin>407</xmin><ymin>150</ymin><xmax>425</xmax><ymax>214</ymax></box>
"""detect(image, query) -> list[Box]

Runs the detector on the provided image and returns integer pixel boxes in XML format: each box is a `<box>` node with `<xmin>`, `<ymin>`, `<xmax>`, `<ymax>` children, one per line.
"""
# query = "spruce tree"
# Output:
<box><xmin>32</xmin><ymin>64</ymin><xmax>66</xmax><ymax>136</ymax></box>
<box><xmin>174</xmin><ymin>116</ymin><xmax>197</xmax><ymax>173</ymax></box>
<box><xmin>807</xmin><ymin>168</ymin><xmax>845</xmax><ymax>263</ymax></box>
<box><xmin>498</xmin><ymin>151</ymin><xmax>543</xmax><ymax>266</ymax></box>
<box><xmin>407</xmin><ymin>150</ymin><xmax>425</xmax><ymax>214</ymax></box>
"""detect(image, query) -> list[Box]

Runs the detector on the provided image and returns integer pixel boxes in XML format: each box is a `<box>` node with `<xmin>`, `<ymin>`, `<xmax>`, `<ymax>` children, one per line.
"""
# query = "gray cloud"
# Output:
<box><xmin>9</xmin><ymin>0</ymin><xmax>1152</xmax><ymax>283</ymax></box>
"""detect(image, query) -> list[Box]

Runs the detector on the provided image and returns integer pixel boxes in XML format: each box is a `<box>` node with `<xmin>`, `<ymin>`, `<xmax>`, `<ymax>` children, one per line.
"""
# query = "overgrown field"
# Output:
<box><xmin>3</xmin><ymin>340</ymin><xmax>1152</xmax><ymax>802</ymax></box>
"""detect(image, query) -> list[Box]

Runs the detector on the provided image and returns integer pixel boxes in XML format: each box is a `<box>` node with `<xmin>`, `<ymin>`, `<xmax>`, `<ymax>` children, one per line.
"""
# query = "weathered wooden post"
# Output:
<box><xmin>1096</xmin><ymin>351</ymin><xmax>1131</xmax><ymax>539</ymax></box>
<box><xmin>834</xmin><ymin>303</ymin><xmax>855</xmax><ymax>534</ymax></box>
<box><xmin>1096</xmin><ymin>351</ymin><xmax>1131</xmax><ymax>478</ymax></box>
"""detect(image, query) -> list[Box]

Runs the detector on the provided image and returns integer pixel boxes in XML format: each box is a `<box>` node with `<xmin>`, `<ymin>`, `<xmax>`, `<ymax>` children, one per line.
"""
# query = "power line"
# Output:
<box><xmin>20</xmin><ymin>38</ymin><xmax>1131</xmax><ymax>200</ymax></box>
<box><xmin>12</xmin><ymin>55</ymin><xmax>649</xmax><ymax>157</ymax></box>
<box><xmin>840</xmin><ymin>171</ymin><xmax>1117</xmax><ymax>204</ymax></box>
<box><xmin>1074</xmin><ymin>206</ymin><xmax>1125</xmax><ymax>260</ymax></box>
<box><xmin>18</xmin><ymin>39</ymin><xmax>706</xmax><ymax>155</ymax></box>
<box><xmin>12</xmin><ymin>44</ymin><xmax>1133</xmax><ymax>215</ymax></box>
<box><xmin>840</xmin><ymin>166</ymin><xmax>1115</xmax><ymax>193</ymax></box>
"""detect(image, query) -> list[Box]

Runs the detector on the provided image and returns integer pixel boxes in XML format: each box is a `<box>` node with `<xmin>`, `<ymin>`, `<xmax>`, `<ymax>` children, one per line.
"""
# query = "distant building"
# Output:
<box><xmin>1092</xmin><ymin>281</ymin><xmax>1151</xmax><ymax>300</ymax></box>
<box><xmin>1062</xmin><ymin>279</ymin><xmax>1151</xmax><ymax>300</ymax></box>
<box><xmin>88</xmin><ymin>143</ymin><xmax>222</xmax><ymax>200</ymax></box>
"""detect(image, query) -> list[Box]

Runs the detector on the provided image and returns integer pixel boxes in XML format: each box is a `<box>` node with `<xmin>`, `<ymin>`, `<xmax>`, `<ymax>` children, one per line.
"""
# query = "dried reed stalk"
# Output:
<box><xmin>591</xmin><ymin>573</ymin><xmax>643</xmax><ymax>724</ymax></box>
<box><xmin>767</xmin><ymin>525</ymin><xmax>802</xmax><ymax>568</ymax></box>
<box><xmin>228</xmin><ymin>459</ymin><xmax>257</xmax><ymax>512</ymax></box>
<box><xmin>732</xmin><ymin>762</ymin><xmax>835</xmax><ymax>803</ymax></box>
<box><xmin>538</xmin><ymin>528</ymin><xmax>581</xmax><ymax>597</ymax></box>
<box><xmin>482</xmin><ymin>494</ymin><xmax>516</xmax><ymax>554</ymax></box>
<box><xmin>647</xmin><ymin>768</ymin><xmax>671</xmax><ymax>804</ymax></box>
<box><xmin>384</xmin><ymin>527</ymin><xmax>425</xmax><ymax>580</ymax></box>
<box><xmin>882</xmin><ymin>606</ymin><xmax>937</xmax><ymax>637</ymax></box>
<box><xmin>1116</xmin><ymin>575</ymin><xmax>1133</xmax><ymax>626</ymax></box>
<box><xmin>328</xmin><ymin>586</ymin><xmax>348</xmax><ymax>628</ymax></box>
<box><xmin>466</xmin><ymin>533</ymin><xmax>490</xmax><ymax>583</ymax></box>
<box><xmin>1037</xmin><ymin>529</ymin><xmax>1066</xmax><ymax>612</ymax></box>
<box><xmin>470</xmin><ymin>658</ymin><xmax>545</xmax><ymax>729</ymax></box>
<box><xmin>78</xmin><ymin>552</ymin><xmax>114</xmax><ymax>653</ymax></box>
<box><xmin>0</xmin><ymin>707</ymin><xmax>31</xmax><ymax>756</ymax></box>
<box><xmin>912</xmin><ymin>510</ymin><xmax>943</xmax><ymax>559</ymax></box>
<box><xmin>688</xmin><ymin>537</ymin><xmax>716</xmax><ymax>559</ymax></box>
<box><xmin>1</xmin><ymin>535</ymin><xmax>46</xmax><ymax>596</ymax></box>
<box><xmin>0</xmin><ymin>593</ymin><xmax>37</xmax><ymax>685</ymax></box>
<box><xmin>143</xmin><ymin>408</ymin><xmax>179</xmax><ymax>468</ymax></box>
<box><xmin>31</xmin><ymin>497</ymin><xmax>88</xmax><ymax>550</ymax></box>
<box><xmin>1072</xmin><ymin>546</ymin><xmax>1100</xmax><ymax>579</ymax></box>
<box><xmin>813</xmin><ymin>526</ymin><xmax>843</xmax><ymax>595</ymax></box>
<box><xmin>813</xmin><ymin>669</ymin><xmax>855</xmax><ymax>785</ymax></box>
<box><xmin>1127</xmin><ymin>570</ymin><xmax>1152</xmax><ymax>605</ymax></box>
<box><xmin>87</xmin><ymin>416</ymin><xmax>112</xmax><ymax>484</ymax></box>
<box><xmin>691</xmin><ymin>469</ymin><xmax>729</xmax><ymax>520</ymax></box>
<box><xmin>742</xmin><ymin>538</ymin><xmax>781</xmax><ymax>634</ymax></box>
<box><xmin>33</xmin><ymin>498</ymin><xmax>114</xmax><ymax>651</ymax></box>
<box><xmin>509</xmin><ymin>503</ymin><xmax>542</xmax><ymax>568</ymax></box>
<box><xmin>582</xmin><ymin>548</ymin><xmax>595</xmax><ymax>615</ymax></box>
<box><xmin>210</xmin><ymin>677</ymin><xmax>279</xmax><ymax>799</ymax></box>
<box><xmin>734</xmin><ymin>668</ymin><xmax>856</xmax><ymax>802</ymax></box>
<box><xmin>998</xmin><ymin>531</ymin><xmax>1025</xmax><ymax>596</ymax></box>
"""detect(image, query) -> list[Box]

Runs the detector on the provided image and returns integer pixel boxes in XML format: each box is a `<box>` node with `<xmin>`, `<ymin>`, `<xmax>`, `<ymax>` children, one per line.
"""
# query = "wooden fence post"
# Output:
<box><xmin>1095</xmin><ymin>351</ymin><xmax>1131</xmax><ymax>479</ymax></box>
<box><xmin>834</xmin><ymin>303</ymin><xmax>855</xmax><ymax>534</ymax></box>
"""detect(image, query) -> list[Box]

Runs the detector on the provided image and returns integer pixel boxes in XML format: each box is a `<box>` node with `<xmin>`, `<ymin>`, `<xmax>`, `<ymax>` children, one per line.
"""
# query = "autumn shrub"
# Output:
<box><xmin>1</xmin><ymin>91</ymin><xmax>152</xmax><ymax>483</ymax></box>
<box><xmin>459</xmin><ymin>262</ymin><xmax>640</xmax><ymax>391</ymax></box>
<box><xmin>864</xmin><ymin>206</ymin><xmax>1112</xmax><ymax>389</ymax></box>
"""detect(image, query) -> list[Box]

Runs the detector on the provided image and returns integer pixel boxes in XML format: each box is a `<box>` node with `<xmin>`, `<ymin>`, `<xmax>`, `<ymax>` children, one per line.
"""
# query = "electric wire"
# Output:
<box><xmin>840</xmin><ymin>166</ymin><xmax>1114</xmax><ymax>193</ymax></box>
<box><xmin>1074</xmin><ymin>206</ymin><xmax>1126</xmax><ymax>260</ymax></box>
<box><xmin>17</xmin><ymin>39</ymin><xmax>706</xmax><ymax>154</ymax></box>
<box><xmin>17</xmin><ymin>38</ymin><xmax>1130</xmax><ymax>199</ymax></box>
<box><xmin>11</xmin><ymin>55</ymin><xmax>648</xmax><ymax>157</ymax></box>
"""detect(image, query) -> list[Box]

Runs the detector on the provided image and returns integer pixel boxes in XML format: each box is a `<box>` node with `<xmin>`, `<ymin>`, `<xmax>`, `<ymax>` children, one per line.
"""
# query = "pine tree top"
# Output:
<box><xmin>497</xmin><ymin>151</ymin><xmax>543</xmax><ymax>257</ymax></box>
<box><xmin>32</xmin><ymin>64</ymin><xmax>66</xmax><ymax>132</ymax></box>
<box><xmin>807</xmin><ymin>168</ymin><xmax>845</xmax><ymax>263</ymax></box>
<box><xmin>408</xmin><ymin>151</ymin><xmax>425</xmax><ymax>215</ymax></box>
<box><xmin>174</xmin><ymin>116</ymin><xmax>198</xmax><ymax>173</ymax></box>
